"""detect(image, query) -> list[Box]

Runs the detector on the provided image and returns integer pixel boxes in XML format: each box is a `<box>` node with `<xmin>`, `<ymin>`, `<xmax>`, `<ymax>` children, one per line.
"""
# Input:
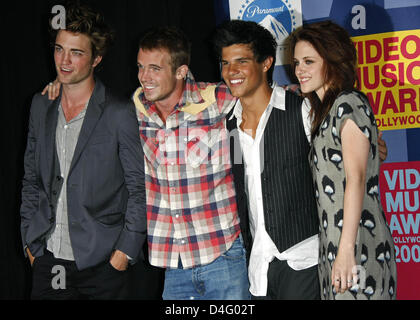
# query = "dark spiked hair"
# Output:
<box><xmin>213</xmin><ymin>19</ymin><xmax>277</xmax><ymax>85</ymax></box>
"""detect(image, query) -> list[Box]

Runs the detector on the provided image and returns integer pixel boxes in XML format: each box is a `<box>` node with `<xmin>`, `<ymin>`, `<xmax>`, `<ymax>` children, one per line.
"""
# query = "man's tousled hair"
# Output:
<box><xmin>50</xmin><ymin>2</ymin><xmax>114</xmax><ymax>59</ymax></box>
<box><xmin>139</xmin><ymin>26</ymin><xmax>191</xmax><ymax>73</ymax></box>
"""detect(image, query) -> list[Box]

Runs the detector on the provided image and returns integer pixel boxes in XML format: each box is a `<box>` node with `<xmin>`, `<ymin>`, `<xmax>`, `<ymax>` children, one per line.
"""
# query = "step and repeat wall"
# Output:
<box><xmin>215</xmin><ymin>0</ymin><xmax>420</xmax><ymax>300</ymax></box>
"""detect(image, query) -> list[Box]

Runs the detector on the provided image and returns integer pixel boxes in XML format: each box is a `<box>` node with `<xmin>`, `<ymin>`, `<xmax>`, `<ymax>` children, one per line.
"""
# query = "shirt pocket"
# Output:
<box><xmin>185</xmin><ymin>120</ymin><xmax>226</xmax><ymax>168</ymax></box>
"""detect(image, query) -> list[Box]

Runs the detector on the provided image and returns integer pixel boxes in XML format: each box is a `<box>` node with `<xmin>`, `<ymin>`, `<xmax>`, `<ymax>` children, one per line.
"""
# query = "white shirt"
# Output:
<box><xmin>230</xmin><ymin>84</ymin><xmax>318</xmax><ymax>296</ymax></box>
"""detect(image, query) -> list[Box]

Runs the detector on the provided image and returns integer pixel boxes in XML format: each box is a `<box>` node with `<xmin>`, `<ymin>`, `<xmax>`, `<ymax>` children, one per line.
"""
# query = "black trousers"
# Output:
<box><xmin>122</xmin><ymin>258</ymin><xmax>165</xmax><ymax>300</ymax></box>
<box><xmin>31</xmin><ymin>250</ymin><xmax>127</xmax><ymax>300</ymax></box>
<box><xmin>252</xmin><ymin>259</ymin><xmax>320</xmax><ymax>300</ymax></box>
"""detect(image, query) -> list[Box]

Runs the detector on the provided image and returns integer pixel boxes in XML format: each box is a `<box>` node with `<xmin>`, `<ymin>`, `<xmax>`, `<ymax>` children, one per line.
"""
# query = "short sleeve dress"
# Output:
<box><xmin>311</xmin><ymin>90</ymin><xmax>397</xmax><ymax>300</ymax></box>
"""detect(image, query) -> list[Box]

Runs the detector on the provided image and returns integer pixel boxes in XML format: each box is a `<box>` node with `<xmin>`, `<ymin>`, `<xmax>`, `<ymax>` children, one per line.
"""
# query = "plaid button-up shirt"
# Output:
<box><xmin>133</xmin><ymin>71</ymin><xmax>241</xmax><ymax>268</ymax></box>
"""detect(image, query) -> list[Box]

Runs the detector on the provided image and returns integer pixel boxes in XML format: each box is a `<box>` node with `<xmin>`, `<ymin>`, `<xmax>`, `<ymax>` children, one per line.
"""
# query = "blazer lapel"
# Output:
<box><xmin>68</xmin><ymin>79</ymin><xmax>106</xmax><ymax>176</ymax></box>
<box><xmin>44</xmin><ymin>97</ymin><xmax>60</xmax><ymax>189</ymax></box>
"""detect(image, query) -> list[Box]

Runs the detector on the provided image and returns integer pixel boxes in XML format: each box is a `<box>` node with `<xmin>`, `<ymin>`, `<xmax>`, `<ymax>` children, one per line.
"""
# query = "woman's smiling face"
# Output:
<box><xmin>293</xmin><ymin>40</ymin><xmax>328</xmax><ymax>101</ymax></box>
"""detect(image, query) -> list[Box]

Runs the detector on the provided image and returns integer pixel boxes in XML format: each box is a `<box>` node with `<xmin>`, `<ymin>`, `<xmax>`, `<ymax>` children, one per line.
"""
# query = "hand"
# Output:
<box><xmin>26</xmin><ymin>247</ymin><xmax>35</xmax><ymax>267</ymax></box>
<box><xmin>109</xmin><ymin>250</ymin><xmax>129</xmax><ymax>271</ymax></box>
<box><xmin>377</xmin><ymin>131</ymin><xmax>388</xmax><ymax>164</ymax></box>
<box><xmin>284</xmin><ymin>83</ymin><xmax>301</xmax><ymax>95</ymax></box>
<box><xmin>41</xmin><ymin>79</ymin><xmax>61</xmax><ymax>100</ymax></box>
<box><xmin>331</xmin><ymin>247</ymin><xmax>357</xmax><ymax>294</ymax></box>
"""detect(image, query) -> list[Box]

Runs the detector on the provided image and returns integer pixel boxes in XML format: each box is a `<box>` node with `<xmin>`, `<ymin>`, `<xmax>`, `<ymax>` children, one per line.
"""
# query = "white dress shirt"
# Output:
<box><xmin>230</xmin><ymin>84</ymin><xmax>318</xmax><ymax>296</ymax></box>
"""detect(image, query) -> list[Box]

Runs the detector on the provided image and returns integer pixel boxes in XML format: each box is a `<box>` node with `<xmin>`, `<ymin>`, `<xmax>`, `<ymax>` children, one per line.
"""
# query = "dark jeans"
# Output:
<box><xmin>252</xmin><ymin>259</ymin><xmax>320</xmax><ymax>300</ymax></box>
<box><xmin>31</xmin><ymin>250</ymin><xmax>127</xmax><ymax>300</ymax></box>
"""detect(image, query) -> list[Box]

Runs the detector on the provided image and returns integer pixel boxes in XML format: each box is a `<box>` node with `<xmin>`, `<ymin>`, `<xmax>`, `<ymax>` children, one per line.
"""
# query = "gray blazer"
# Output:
<box><xmin>20</xmin><ymin>79</ymin><xmax>147</xmax><ymax>270</ymax></box>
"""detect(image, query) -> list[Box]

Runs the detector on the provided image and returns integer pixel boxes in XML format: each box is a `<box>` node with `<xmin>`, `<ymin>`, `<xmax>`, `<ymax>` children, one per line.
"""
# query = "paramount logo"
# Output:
<box><xmin>259</xmin><ymin>14</ymin><xmax>289</xmax><ymax>43</ymax></box>
<box><xmin>229</xmin><ymin>0</ymin><xmax>303</xmax><ymax>66</ymax></box>
<box><xmin>245</xmin><ymin>5</ymin><xmax>285</xmax><ymax>18</ymax></box>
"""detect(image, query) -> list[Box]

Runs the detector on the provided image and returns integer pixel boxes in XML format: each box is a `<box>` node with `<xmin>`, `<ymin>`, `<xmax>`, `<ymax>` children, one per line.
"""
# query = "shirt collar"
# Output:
<box><xmin>180</xmin><ymin>70</ymin><xmax>206</xmax><ymax>107</ymax></box>
<box><xmin>269</xmin><ymin>82</ymin><xmax>286</xmax><ymax>111</ymax></box>
<box><xmin>229</xmin><ymin>82</ymin><xmax>286</xmax><ymax>121</ymax></box>
<box><xmin>58</xmin><ymin>99</ymin><xmax>89</xmax><ymax>123</ymax></box>
<box><xmin>230</xmin><ymin>98</ymin><xmax>243</xmax><ymax>121</ymax></box>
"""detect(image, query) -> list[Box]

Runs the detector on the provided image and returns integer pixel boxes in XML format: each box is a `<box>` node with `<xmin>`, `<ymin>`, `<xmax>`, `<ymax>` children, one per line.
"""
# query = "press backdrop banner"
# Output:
<box><xmin>218</xmin><ymin>0</ymin><xmax>420</xmax><ymax>300</ymax></box>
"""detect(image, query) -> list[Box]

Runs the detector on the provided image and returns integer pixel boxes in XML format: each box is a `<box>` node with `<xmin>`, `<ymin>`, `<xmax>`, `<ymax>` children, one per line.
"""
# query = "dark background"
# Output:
<box><xmin>0</xmin><ymin>0</ymin><xmax>225</xmax><ymax>299</ymax></box>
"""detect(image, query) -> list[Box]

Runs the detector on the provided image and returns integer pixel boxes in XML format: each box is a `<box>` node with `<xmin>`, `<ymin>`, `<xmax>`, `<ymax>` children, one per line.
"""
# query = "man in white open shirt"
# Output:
<box><xmin>214</xmin><ymin>20</ymin><xmax>320</xmax><ymax>299</ymax></box>
<box><xmin>231</xmin><ymin>88</ymin><xmax>319</xmax><ymax>298</ymax></box>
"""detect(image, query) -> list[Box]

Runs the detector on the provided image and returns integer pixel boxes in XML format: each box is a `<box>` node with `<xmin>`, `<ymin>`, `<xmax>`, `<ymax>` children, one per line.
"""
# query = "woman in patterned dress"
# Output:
<box><xmin>289</xmin><ymin>20</ymin><xmax>397</xmax><ymax>300</ymax></box>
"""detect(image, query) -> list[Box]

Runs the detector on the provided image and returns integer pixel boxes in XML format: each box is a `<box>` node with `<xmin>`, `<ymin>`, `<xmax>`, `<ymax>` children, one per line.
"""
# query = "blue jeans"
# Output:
<box><xmin>162</xmin><ymin>235</ymin><xmax>250</xmax><ymax>300</ymax></box>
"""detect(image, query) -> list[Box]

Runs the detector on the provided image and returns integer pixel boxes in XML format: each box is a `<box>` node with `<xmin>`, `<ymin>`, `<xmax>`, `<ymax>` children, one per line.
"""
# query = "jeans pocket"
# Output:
<box><xmin>31</xmin><ymin>253</ymin><xmax>45</xmax><ymax>269</ymax></box>
<box><xmin>221</xmin><ymin>237</ymin><xmax>246</xmax><ymax>260</ymax></box>
<box><xmin>31</xmin><ymin>257</ymin><xmax>38</xmax><ymax>269</ymax></box>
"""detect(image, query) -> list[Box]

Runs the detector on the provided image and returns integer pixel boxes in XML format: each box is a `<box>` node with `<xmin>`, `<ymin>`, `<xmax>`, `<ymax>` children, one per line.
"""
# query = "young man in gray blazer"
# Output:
<box><xmin>20</xmin><ymin>4</ymin><xmax>147</xmax><ymax>299</ymax></box>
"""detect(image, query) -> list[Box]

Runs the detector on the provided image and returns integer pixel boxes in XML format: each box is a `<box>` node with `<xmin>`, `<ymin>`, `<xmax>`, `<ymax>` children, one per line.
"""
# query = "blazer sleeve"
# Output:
<box><xmin>113</xmin><ymin>100</ymin><xmax>147</xmax><ymax>261</ymax></box>
<box><xmin>20</xmin><ymin>94</ymin><xmax>42</xmax><ymax>254</ymax></box>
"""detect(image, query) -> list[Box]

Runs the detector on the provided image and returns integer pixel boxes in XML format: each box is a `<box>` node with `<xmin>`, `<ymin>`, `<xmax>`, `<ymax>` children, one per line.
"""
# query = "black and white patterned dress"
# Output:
<box><xmin>311</xmin><ymin>90</ymin><xmax>397</xmax><ymax>300</ymax></box>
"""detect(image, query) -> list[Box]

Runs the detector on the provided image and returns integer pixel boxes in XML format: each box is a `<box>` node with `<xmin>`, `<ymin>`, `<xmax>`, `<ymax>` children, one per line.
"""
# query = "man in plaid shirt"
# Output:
<box><xmin>132</xmin><ymin>27</ymin><xmax>250</xmax><ymax>300</ymax></box>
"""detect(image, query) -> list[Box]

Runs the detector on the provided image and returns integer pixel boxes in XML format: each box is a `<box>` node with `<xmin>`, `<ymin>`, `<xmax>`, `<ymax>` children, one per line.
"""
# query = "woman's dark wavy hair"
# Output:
<box><xmin>49</xmin><ymin>2</ymin><xmax>115</xmax><ymax>60</ymax></box>
<box><xmin>213</xmin><ymin>20</ymin><xmax>277</xmax><ymax>86</ymax></box>
<box><xmin>289</xmin><ymin>20</ymin><xmax>358</xmax><ymax>140</ymax></box>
